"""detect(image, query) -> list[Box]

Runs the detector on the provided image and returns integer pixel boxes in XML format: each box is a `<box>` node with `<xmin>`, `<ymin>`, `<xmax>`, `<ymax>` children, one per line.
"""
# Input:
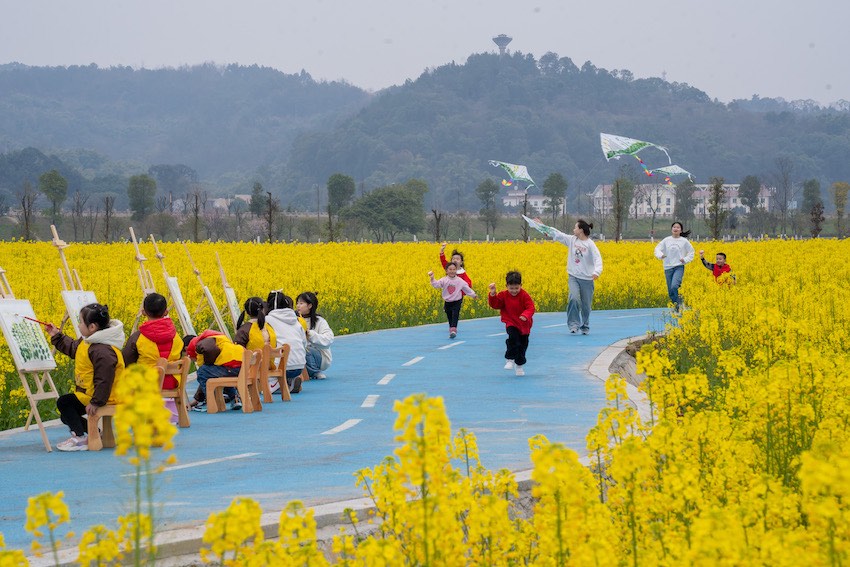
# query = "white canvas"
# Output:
<box><xmin>0</xmin><ymin>299</ymin><xmax>56</xmax><ymax>371</ymax></box>
<box><xmin>224</xmin><ymin>286</ymin><xmax>240</xmax><ymax>329</ymax></box>
<box><xmin>60</xmin><ymin>290</ymin><xmax>98</xmax><ymax>337</ymax></box>
<box><xmin>165</xmin><ymin>277</ymin><xmax>196</xmax><ymax>336</ymax></box>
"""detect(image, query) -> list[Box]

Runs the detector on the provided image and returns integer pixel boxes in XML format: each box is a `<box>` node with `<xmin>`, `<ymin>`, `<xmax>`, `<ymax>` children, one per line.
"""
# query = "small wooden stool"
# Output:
<box><xmin>157</xmin><ymin>356</ymin><xmax>192</xmax><ymax>428</ymax></box>
<box><xmin>261</xmin><ymin>344</ymin><xmax>291</xmax><ymax>402</ymax></box>
<box><xmin>207</xmin><ymin>349</ymin><xmax>263</xmax><ymax>414</ymax></box>
<box><xmin>87</xmin><ymin>405</ymin><xmax>117</xmax><ymax>451</ymax></box>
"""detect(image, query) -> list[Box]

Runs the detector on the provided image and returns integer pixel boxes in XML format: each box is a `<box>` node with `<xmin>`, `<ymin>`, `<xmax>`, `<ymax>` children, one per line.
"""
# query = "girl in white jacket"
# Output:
<box><xmin>654</xmin><ymin>221</ymin><xmax>695</xmax><ymax>309</ymax></box>
<box><xmin>264</xmin><ymin>291</ymin><xmax>307</xmax><ymax>393</ymax></box>
<box><xmin>296</xmin><ymin>291</ymin><xmax>334</xmax><ymax>379</ymax></box>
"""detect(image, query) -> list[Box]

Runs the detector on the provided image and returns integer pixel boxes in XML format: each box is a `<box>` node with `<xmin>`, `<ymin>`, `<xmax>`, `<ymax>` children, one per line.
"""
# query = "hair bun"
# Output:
<box><xmin>588</xmin><ymin>223</ymin><xmax>594</xmax><ymax>230</ymax></box>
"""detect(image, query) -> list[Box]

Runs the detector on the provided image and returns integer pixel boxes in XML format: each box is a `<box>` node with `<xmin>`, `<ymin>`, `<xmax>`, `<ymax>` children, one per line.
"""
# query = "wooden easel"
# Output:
<box><xmin>217</xmin><ymin>252</ymin><xmax>241</xmax><ymax>331</ymax></box>
<box><xmin>0</xmin><ymin>267</ymin><xmax>60</xmax><ymax>452</ymax></box>
<box><xmin>130</xmin><ymin>227</ymin><xmax>157</xmax><ymax>333</ymax></box>
<box><xmin>183</xmin><ymin>243</ymin><xmax>231</xmax><ymax>339</ymax></box>
<box><xmin>50</xmin><ymin>225</ymin><xmax>98</xmax><ymax>338</ymax></box>
<box><xmin>149</xmin><ymin>235</ymin><xmax>196</xmax><ymax>337</ymax></box>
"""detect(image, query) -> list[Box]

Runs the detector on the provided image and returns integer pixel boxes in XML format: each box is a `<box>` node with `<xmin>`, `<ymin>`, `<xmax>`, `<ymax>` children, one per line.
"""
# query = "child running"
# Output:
<box><xmin>429</xmin><ymin>262</ymin><xmax>478</xmax><ymax>339</ymax></box>
<box><xmin>122</xmin><ymin>293</ymin><xmax>184</xmax><ymax>424</ymax></box>
<box><xmin>488</xmin><ymin>271</ymin><xmax>535</xmax><ymax>376</ymax></box>
<box><xmin>700</xmin><ymin>250</ymin><xmax>736</xmax><ymax>284</ymax></box>
<box><xmin>654</xmin><ymin>221</ymin><xmax>695</xmax><ymax>309</ymax></box>
<box><xmin>46</xmin><ymin>303</ymin><xmax>126</xmax><ymax>451</ymax></box>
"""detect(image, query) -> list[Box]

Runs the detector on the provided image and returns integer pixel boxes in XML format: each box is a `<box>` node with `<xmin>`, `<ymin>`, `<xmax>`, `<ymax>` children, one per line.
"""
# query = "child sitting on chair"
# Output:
<box><xmin>45</xmin><ymin>303</ymin><xmax>126</xmax><ymax>452</ymax></box>
<box><xmin>122</xmin><ymin>293</ymin><xmax>184</xmax><ymax>424</ymax></box>
<box><xmin>185</xmin><ymin>330</ymin><xmax>244</xmax><ymax>412</ymax></box>
<box><xmin>264</xmin><ymin>291</ymin><xmax>307</xmax><ymax>395</ymax></box>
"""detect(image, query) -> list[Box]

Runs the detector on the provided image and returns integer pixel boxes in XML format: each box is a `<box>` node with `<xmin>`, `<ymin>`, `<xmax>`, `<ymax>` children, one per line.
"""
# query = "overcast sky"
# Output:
<box><xmin>1</xmin><ymin>1</ymin><xmax>847</xmax><ymax>105</ymax></box>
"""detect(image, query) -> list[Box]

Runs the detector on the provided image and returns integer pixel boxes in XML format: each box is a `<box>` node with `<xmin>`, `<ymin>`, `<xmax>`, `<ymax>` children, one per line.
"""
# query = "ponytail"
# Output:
<box><xmin>242</xmin><ymin>297</ymin><xmax>267</xmax><ymax>329</ymax></box>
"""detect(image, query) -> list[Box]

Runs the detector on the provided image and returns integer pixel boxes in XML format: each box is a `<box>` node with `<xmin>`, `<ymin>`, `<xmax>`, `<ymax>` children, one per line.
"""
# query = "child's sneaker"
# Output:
<box><xmin>504</xmin><ymin>360</ymin><xmax>515</xmax><ymax>370</ymax></box>
<box><xmin>57</xmin><ymin>434</ymin><xmax>88</xmax><ymax>452</ymax></box>
<box><xmin>515</xmin><ymin>365</ymin><xmax>525</xmax><ymax>377</ymax></box>
<box><xmin>569</xmin><ymin>328</ymin><xmax>578</xmax><ymax>334</ymax></box>
<box><xmin>289</xmin><ymin>376</ymin><xmax>303</xmax><ymax>394</ymax></box>
<box><xmin>314</xmin><ymin>372</ymin><xmax>327</xmax><ymax>380</ymax></box>
<box><xmin>229</xmin><ymin>396</ymin><xmax>243</xmax><ymax>411</ymax></box>
<box><xmin>581</xmin><ymin>328</ymin><xmax>589</xmax><ymax>335</ymax></box>
<box><xmin>449</xmin><ymin>327</ymin><xmax>457</xmax><ymax>339</ymax></box>
<box><xmin>269</xmin><ymin>379</ymin><xmax>280</xmax><ymax>394</ymax></box>
<box><xmin>191</xmin><ymin>402</ymin><xmax>207</xmax><ymax>412</ymax></box>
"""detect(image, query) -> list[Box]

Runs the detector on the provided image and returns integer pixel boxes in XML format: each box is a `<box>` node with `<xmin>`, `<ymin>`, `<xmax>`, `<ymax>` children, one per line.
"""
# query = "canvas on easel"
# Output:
<box><xmin>0</xmin><ymin>268</ymin><xmax>59</xmax><ymax>452</ymax></box>
<box><xmin>165</xmin><ymin>276</ymin><xmax>197</xmax><ymax>337</ymax></box>
<box><xmin>129</xmin><ymin>226</ymin><xmax>158</xmax><ymax>333</ymax></box>
<box><xmin>217</xmin><ymin>252</ymin><xmax>241</xmax><ymax>331</ymax></box>
<box><xmin>51</xmin><ymin>225</ymin><xmax>100</xmax><ymax>338</ymax></box>
<box><xmin>183</xmin><ymin>243</ymin><xmax>230</xmax><ymax>339</ymax></box>
<box><xmin>61</xmin><ymin>290</ymin><xmax>98</xmax><ymax>331</ymax></box>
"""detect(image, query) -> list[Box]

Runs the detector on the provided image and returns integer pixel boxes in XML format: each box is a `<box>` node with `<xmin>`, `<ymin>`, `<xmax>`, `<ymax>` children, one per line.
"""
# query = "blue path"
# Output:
<box><xmin>0</xmin><ymin>309</ymin><xmax>666</xmax><ymax>550</ymax></box>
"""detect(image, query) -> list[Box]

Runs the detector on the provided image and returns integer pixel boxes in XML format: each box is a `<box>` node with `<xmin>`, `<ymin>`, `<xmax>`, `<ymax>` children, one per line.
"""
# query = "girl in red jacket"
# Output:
<box><xmin>488</xmin><ymin>271</ymin><xmax>535</xmax><ymax>376</ymax></box>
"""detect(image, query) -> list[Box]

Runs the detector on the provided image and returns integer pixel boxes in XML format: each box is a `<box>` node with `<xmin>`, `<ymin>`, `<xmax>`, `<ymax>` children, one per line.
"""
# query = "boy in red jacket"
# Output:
<box><xmin>488</xmin><ymin>271</ymin><xmax>535</xmax><ymax>376</ymax></box>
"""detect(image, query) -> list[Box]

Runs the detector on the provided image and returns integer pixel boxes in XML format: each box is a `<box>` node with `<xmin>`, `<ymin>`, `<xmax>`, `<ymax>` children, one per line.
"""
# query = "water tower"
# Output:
<box><xmin>492</xmin><ymin>34</ymin><xmax>512</xmax><ymax>57</ymax></box>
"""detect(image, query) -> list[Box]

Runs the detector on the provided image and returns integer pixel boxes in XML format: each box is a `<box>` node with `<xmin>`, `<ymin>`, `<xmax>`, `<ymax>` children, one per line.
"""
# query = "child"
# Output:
<box><xmin>700</xmin><ymin>250</ymin><xmax>736</xmax><ymax>284</ymax></box>
<box><xmin>296</xmin><ymin>291</ymin><xmax>334</xmax><ymax>380</ymax></box>
<box><xmin>185</xmin><ymin>330</ymin><xmax>244</xmax><ymax>412</ymax></box>
<box><xmin>264</xmin><ymin>291</ymin><xmax>307</xmax><ymax>394</ymax></box>
<box><xmin>45</xmin><ymin>303</ymin><xmax>126</xmax><ymax>452</ymax></box>
<box><xmin>122</xmin><ymin>293</ymin><xmax>185</xmax><ymax>424</ymax></box>
<box><xmin>488</xmin><ymin>271</ymin><xmax>535</xmax><ymax>376</ymax></box>
<box><xmin>654</xmin><ymin>221</ymin><xmax>695</xmax><ymax>309</ymax></box>
<box><xmin>439</xmin><ymin>243</ymin><xmax>472</xmax><ymax>290</ymax></box>
<box><xmin>234</xmin><ymin>296</ymin><xmax>279</xmax><ymax>391</ymax></box>
<box><xmin>429</xmin><ymin>262</ymin><xmax>478</xmax><ymax>339</ymax></box>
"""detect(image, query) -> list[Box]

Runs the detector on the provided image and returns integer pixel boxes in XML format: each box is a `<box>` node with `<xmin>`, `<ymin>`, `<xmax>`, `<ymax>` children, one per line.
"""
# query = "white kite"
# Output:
<box><xmin>600</xmin><ymin>133</ymin><xmax>672</xmax><ymax>164</ymax></box>
<box><xmin>489</xmin><ymin>160</ymin><xmax>536</xmax><ymax>188</ymax></box>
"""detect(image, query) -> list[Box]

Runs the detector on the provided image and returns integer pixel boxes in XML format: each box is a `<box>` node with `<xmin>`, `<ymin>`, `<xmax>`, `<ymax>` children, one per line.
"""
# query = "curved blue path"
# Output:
<box><xmin>0</xmin><ymin>309</ymin><xmax>666</xmax><ymax>550</ymax></box>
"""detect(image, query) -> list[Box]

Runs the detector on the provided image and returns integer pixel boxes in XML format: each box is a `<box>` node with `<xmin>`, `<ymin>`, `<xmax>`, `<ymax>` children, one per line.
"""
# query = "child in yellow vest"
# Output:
<box><xmin>234</xmin><ymin>296</ymin><xmax>278</xmax><ymax>391</ymax></box>
<box><xmin>185</xmin><ymin>330</ymin><xmax>244</xmax><ymax>412</ymax></box>
<box><xmin>122</xmin><ymin>293</ymin><xmax>184</xmax><ymax>424</ymax></box>
<box><xmin>46</xmin><ymin>303</ymin><xmax>125</xmax><ymax>452</ymax></box>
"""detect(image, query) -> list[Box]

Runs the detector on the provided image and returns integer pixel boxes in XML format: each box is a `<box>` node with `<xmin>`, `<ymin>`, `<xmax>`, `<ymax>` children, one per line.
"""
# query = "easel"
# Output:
<box><xmin>149</xmin><ymin>235</ymin><xmax>196</xmax><ymax>337</ymax></box>
<box><xmin>130</xmin><ymin>227</ymin><xmax>158</xmax><ymax>333</ymax></box>
<box><xmin>216</xmin><ymin>252</ymin><xmax>241</xmax><ymax>331</ymax></box>
<box><xmin>183</xmin><ymin>243</ymin><xmax>231</xmax><ymax>340</ymax></box>
<box><xmin>0</xmin><ymin>267</ymin><xmax>59</xmax><ymax>452</ymax></box>
<box><xmin>50</xmin><ymin>225</ymin><xmax>98</xmax><ymax>338</ymax></box>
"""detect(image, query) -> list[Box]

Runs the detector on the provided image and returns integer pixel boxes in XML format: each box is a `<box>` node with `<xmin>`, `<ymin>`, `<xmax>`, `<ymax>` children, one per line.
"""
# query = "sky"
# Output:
<box><xmin>1</xmin><ymin>0</ymin><xmax>848</xmax><ymax>105</ymax></box>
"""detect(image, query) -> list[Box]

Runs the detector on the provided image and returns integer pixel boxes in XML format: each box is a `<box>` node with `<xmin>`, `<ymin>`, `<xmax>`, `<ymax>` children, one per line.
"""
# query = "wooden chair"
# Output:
<box><xmin>87</xmin><ymin>405</ymin><xmax>117</xmax><ymax>451</ymax></box>
<box><xmin>156</xmin><ymin>356</ymin><xmax>192</xmax><ymax>428</ymax></box>
<box><xmin>261</xmin><ymin>344</ymin><xmax>291</xmax><ymax>402</ymax></box>
<box><xmin>207</xmin><ymin>349</ymin><xmax>263</xmax><ymax>414</ymax></box>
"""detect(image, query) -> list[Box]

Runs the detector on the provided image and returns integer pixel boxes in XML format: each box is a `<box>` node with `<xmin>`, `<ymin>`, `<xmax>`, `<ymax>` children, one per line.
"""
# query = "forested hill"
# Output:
<box><xmin>284</xmin><ymin>52</ymin><xmax>850</xmax><ymax>209</ymax></box>
<box><xmin>0</xmin><ymin>63</ymin><xmax>370</xmax><ymax>179</ymax></box>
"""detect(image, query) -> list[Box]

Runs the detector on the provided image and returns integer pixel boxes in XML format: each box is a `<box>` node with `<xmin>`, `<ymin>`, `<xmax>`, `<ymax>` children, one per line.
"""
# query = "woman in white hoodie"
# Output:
<box><xmin>654</xmin><ymin>221</ymin><xmax>695</xmax><ymax>309</ymax></box>
<box><xmin>296</xmin><ymin>291</ymin><xmax>334</xmax><ymax>379</ymax></box>
<box><xmin>46</xmin><ymin>303</ymin><xmax>125</xmax><ymax>451</ymax></box>
<box><xmin>264</xmin><ymin>291</ymin><xmax>307</xmax><ymax>393</ymax></box>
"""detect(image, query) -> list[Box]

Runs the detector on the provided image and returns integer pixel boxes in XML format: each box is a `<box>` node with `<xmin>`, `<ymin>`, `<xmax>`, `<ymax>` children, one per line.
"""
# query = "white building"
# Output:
<box><xmin>501</xmin><ymin>189</ymin><xmax>564</xmax><ymax>215</ymax></box>
<box><xmin>589</xmin><ymin>183</ymin><xmax>773</xmax><ymax>218</ymax></box>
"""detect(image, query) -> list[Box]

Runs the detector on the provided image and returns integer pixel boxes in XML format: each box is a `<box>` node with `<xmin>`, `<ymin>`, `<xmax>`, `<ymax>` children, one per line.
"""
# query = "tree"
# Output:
<box><xmin>186</xmin><ymin>187</ymin><xmax>207</xmax><ymax>243</ymax></box>
<box><xmin>148</xmin><ymin>164</ymin><xmax>198</xmax><ymax>196</ymax></box>
<box><xmin>610</xmin><ymin>176</ymin><xmax>634</xmax><ymax>242</ymax></box>
<box><xmin>673</xmin><ymin>178</ymin><xmax>696</xmax><ymax>224</ymax></box>
<box><xmin>739</xmin><ymin>175</ymin><xmax>761</xmax><ymax>212</ymax></box>
<box><xmin>17</xmin><ymin>181</ymin><xmax>40</xmax><ymax>240</ymax></box>
<box><xmin>326</xmin><ymin>173</ymin><xmax>356</xmax><ymax>242</ymax></box>
<box><xmin>39</xmin><ymin>169</ymin><xmax>68</xmax><ymax>226</ymax></box>
<box><xmin>249</xmin><ymin>182</ymin><xmax>265</xmax><ymax>218</ymax></box>
<box><xmin>343</xmin><ymin>180</ymin><xmax>426</xmax><ymax>242</ymax></box>
<box><xmin>541</xmin><ymin>172</ymin><xmax>568</xmax><ymax>225</ymax></box>
<box><xmin>128</xmin><ymin>174</ymin><xmax>157</xmax><ymax>221</ymax></box>
<box><xmin>70</xmin><ymin>190</ymin><xmax>88</xmax><ymax>241</ymax></box>
<box><xmin>475</xmin><ymin>178</ymin><xmax>500</xmax><ymax>236</ymax></box>
<box><xmin>430</xmin><ymin>209</ymin><xmax>443</xmax><ymax>242</ymax></box>
<box><xmin>102</xmin><ymin>194</ymin><xmax>116</xmax><ymax>242</ymax></box>
<box><xmin>264</xmin><ymin>191</ymin><xmax>280</xmax><ymax>242</ymax></box>
<box><xmin>772</xmin><ymin>157</ymin><xmax>795</xmax><ymax>235</ymax></box>
<box><xmin>831</xmin><ymin>181</ymin><xmax>849</xmax><ymax>237</ymax></box>
<box><xmin>707</xmin><ymin>176</ymin><xmax>728</xmax><ymax>241</ymax></box>
<box><xmin>801</xmin><ymin>179</ymin><xmax>824</xmax><ymax>237</ymax></box>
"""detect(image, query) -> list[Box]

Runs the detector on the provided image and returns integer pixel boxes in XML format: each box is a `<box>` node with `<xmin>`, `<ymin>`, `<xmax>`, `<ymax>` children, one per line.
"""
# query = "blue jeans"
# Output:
<box><xmin>195</xmin><ymin>364</ymin><xmax>239</xmax><ymax>401</ymax></box>
<box><xmin>305</xmin><ymin>349</ymin><xmax>323</xmax><ymax>378</ymax></box>
<box><xmin>567</xmin><ymin>276</ymin><xmax>595</xmax><ymax>332</ymax></box>
<box><xmin>664</xmin><ymin>265</ymin><xmax>685</xmax><ymax>307</ymax></box>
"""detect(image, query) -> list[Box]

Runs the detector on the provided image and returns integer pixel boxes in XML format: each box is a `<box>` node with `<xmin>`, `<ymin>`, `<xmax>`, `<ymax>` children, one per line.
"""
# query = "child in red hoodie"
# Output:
<box><xmin>123</xmin><ymin>293</ymin><xmax>184</xmax><ymax>423</ymax></box>
<box><xmin>488</xmin><ymin>271</ymin><xmax>535</xmax><ymax>377</ymax></box>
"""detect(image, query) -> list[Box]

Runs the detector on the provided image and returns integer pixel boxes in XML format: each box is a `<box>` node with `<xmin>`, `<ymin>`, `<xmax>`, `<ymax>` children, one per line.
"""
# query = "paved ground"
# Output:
<box><xmin>0</xmin><ymin>308</ymin><xmax>666</xmax><ymax>551</ymax></box>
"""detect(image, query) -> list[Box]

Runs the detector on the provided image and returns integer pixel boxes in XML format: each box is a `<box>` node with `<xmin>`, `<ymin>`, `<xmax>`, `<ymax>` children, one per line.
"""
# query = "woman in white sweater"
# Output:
<box><xmin>264</xmin><ymin>291</ymin><xmax>307</xmax><ymax>393</ymax></box>
<box><xmin>653</xmin><ymin>221</ymin><xmax>695</xmax><ymax>309</ymax></box>
<box><xmin>543</xmin><ymin>219</ymin><xmax>603</xmax><ymax>334</ymax></box>
<box><xmin>296</xmin><ymin>291</ymin><xmax>334</xmax><ymax>379</ymax></box>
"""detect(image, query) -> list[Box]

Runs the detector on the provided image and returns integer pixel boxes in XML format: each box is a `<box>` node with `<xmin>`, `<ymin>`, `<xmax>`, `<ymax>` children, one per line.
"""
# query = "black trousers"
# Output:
<box><xmin>505</xmin><ymin>326</ymin><xmax>530</xmax><ymax>366</ymax></box>
<box><xmin>444</xmin><ymin>298</ymin><xmax>463</xmax><ymax>328</ymax></box>
<box><xmin>57</xmin><ymin>393</ymin><xmax>87</xmax><ymax>436</ymax></box>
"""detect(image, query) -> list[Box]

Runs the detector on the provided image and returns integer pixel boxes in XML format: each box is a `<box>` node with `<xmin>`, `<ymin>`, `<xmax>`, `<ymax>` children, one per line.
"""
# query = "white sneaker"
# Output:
<box><xmin>515</xmin><ymin>366</ymin><xmax>525</xmax><ymax>376</ymax></box>
<box><xmin>57</xmin><ymin>435</ymin><xmax>88</xmax><ymax>452</ymax></box>
<box><xmin>314</xmin><ymin>372</ymin><xmax>327</xmax><ymax>380</ymax></box>
<box><xmin>503</xmin><ymin>360</ymin><xmax>515</xmax><ymax>370</ymax></box>
<box><xmin>269</xmin><ymin>379</ymin><xmax>280</xmax><ymax>394</ymax></box>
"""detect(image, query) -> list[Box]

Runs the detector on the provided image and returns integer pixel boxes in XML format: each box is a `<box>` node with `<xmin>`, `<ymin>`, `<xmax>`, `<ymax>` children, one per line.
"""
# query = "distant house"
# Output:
<box><xmin>501</xmin><ymin>188</ymin><xmax>564</xmax><ymax>215</ymax></box>
<box><xmin>589</xmin><ymin>183</ymin><xmax>773</xmax><ymax>218</ymax></box>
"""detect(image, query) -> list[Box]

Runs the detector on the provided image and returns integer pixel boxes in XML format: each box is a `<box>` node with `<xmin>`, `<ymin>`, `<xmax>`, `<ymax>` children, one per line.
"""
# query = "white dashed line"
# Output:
<box><xmin>377</xmin><ymin>373</ymin><xmax>396</xmax><ymax>385</ymax></box>
<box><xmin>607</xmin><ymin>314</ymin><xmax>651</xmax><ymax>319</ymax></box>
<box><xmin>402</xmin><ymin>356</ymin><xmax>424</xmax><ymax>366</ymax></box>
<box><xmin>438</xmin><ymin>341</ymin><xmax>466</xmax><ymax>350</ymax></box>
<box><xmin>123</xmin><ymin>452</ymin><xmax>260</xmax><ymax>476</ymax></box>
<box><xmin>543</xmin><ymin>323</ymin><xmax>568</xmax><ymax>328</ymax></box>
<box><xmin>322</xmin><ymin>419</ymin><xmax>362</xmax><ymax>435</ymax></box>
<box><xmin>361</xmin><ymin>395</ymin><xmax>380</xmax><ymax>408</ymax></box>
<box><xmin>487</xmin><ymin>332</ymin><xmax>506</xmax><ymax>337</ymax></box>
